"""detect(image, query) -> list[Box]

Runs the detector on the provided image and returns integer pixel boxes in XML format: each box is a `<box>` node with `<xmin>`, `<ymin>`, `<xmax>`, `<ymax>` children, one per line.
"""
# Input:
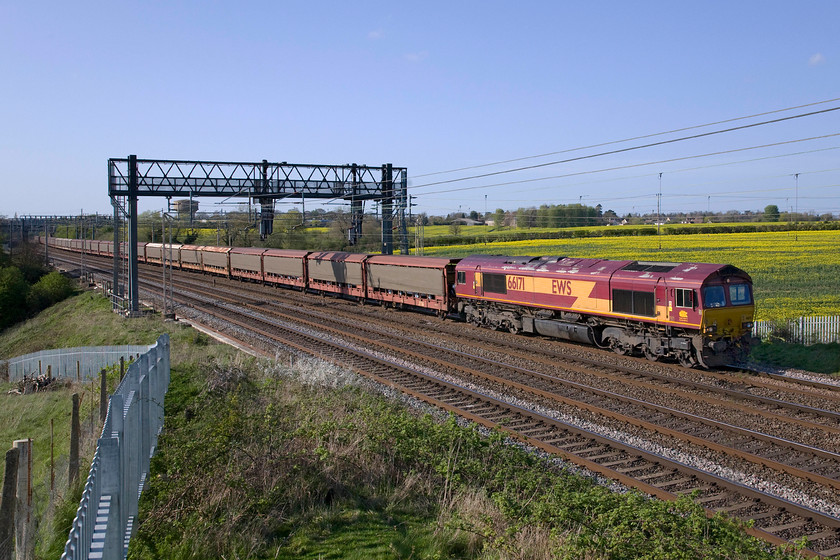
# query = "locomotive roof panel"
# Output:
<box><xmin>457</xmin><ymin>255</ymin><xmax>748</xmax><ymax>284</ymax></box>
<box><xmin>457</xmin><ymin>255</ymin><xmax>630</xmax><ymax>275</ymax></box>
<box><xmin>366</xmin><ymin>255</ymin><xmax>460</xmax><ymax>268</ymax></box>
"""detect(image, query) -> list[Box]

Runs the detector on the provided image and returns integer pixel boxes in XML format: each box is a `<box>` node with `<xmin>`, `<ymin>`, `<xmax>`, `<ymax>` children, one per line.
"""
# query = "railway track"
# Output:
<box><xmin>50</xmin><ymin>250</ymin><xmax>840</xmax><ymax>556</ymax></box>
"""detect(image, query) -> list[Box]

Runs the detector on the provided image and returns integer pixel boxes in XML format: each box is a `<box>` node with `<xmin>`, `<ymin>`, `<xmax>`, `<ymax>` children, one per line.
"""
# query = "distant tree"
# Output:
<box><xmin>469</xmin><ymin>210</ymin><xmax>479</xmax><ymax>220</ymax></box>
<box><xmin>449</xmin><ymin>222</ymin><xmax>462</xmax><ymax>235</ymax></box>
<box><xmin>515</xmin><ymin>208</ymin><xmax>531</xmax><ymax>229</ymax></box>
<box><xmin>763</xmin><ymin>204</ymin><xmax>780</xmax><ymax>222</ymax></box>
<box><xmin>493</xmin><ymin>208</ymin><xmax>506</xmax><ymax>228</ymax></box>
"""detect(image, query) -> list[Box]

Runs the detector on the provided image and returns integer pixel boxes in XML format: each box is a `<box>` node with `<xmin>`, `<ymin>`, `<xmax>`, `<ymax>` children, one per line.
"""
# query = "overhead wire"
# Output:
<box><xmin>414</xmin><ymin>133</ymin><xmax>840</xmax><ymax>197</ymax></box>
<box><xmin>411</xmin><ymin>97</ymin><xmax>840</xmax><ymax>179</ymax></box>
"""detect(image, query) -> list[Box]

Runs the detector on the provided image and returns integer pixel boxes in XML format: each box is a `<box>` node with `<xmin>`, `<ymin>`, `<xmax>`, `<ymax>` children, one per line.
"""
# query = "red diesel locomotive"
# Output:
<box><xmin>454</xmin><ymin>255</ymin><xmax>755</xmax><ymax>368</ymax></box>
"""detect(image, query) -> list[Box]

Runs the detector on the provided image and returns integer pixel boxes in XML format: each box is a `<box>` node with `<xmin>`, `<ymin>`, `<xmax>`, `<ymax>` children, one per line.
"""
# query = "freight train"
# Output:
<box><xmin>41</xmin><ymin>236</ymin><xmax>756</xmax><ymax>368</ymax></box>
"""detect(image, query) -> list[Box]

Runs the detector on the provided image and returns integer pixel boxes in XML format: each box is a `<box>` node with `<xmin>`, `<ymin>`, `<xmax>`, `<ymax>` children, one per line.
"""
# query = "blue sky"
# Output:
<box><xmin>1</xmin><ymin>1</ymin><xmax>838</xmax><ymax>219</ymax></box>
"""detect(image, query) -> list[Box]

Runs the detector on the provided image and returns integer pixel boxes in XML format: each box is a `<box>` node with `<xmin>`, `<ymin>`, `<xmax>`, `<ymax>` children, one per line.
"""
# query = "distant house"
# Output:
<box><xmin>451</xmin><ymin>218</ymin><xmax>484</xmax><ymax>226</ymax></box>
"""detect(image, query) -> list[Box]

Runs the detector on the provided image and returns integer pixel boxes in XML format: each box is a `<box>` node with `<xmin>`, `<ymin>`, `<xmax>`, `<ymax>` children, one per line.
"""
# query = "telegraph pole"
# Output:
<box><xmin>657</xmin><ymin>173</ymin><xmax>662</xmax><ymax>250</ymax></box>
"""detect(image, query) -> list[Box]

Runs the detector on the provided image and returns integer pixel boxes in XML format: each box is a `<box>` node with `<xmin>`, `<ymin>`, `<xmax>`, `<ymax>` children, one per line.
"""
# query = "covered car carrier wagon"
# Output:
<box><xmin>230</xmin><ymin>248</ymin><xmax>266</xmax><ymax>282</ymax></box>
<box><xmin>306</xmin><ymin>252</ymin><xmax>367</xmax><ymax>298</ymax></box>
<box><xmin>263</xmin><ymin>249</ymin><xmax>310</xmax><ymax>288</ymax></box>
<box><xmin>145</xmin><ymin>243</ymin><xmax>182</xmax><ymax>267</ymax></box>
<box><xmin>199</xmin><ymin>246</ymin><xmax>231</xmax><ymax>277</ymax></box>
<box><xmin>365</xmin><ymin>255</ymin><xmax>460</xmax><ymax>313</ymax></box>
<box><xmin>179</xmin><ymin>245</ymin><xmax>203</xmax><ymax>271</ymax></box>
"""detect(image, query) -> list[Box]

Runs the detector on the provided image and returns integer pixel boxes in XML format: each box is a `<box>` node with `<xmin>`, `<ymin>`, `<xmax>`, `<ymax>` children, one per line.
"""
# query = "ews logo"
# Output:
<box><xmin>551</xmin><ymin>279</ymin><xmax>573</xmax><ymax>296</ymax></box>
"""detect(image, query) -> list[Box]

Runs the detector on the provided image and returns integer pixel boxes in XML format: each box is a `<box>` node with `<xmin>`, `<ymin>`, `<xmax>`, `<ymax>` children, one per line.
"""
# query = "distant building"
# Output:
<box><xmin>451</xmin><ymin>217</ymin><xmax>484</xmax><ymax>226</ymax></box>
<box><xmin>174</xmin><ymin>199</ymin><xmax>199</xmax><ymax>222</ymax></box>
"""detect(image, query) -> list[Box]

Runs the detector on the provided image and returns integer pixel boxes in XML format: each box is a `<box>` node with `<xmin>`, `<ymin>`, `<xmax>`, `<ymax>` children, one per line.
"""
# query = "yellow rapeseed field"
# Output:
<box><xmin>423</xmin><ymin>230</ymin><xmax>840</xmax><ymax>322</ymax></box>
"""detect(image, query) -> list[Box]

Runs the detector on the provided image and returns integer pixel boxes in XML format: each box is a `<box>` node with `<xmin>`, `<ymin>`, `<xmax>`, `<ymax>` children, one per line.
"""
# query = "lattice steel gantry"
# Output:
<box><xmin>108</xmin><ymin>156</ymin><xmax>408</xmax><ymax>314</ymax></box>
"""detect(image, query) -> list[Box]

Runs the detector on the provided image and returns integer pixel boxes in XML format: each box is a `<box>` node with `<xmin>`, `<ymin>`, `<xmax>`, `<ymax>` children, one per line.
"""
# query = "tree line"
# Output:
<box><xmin>0</xmin><ymin>241</ymin><xmax>75</xmax><ymax>331</ymax></box>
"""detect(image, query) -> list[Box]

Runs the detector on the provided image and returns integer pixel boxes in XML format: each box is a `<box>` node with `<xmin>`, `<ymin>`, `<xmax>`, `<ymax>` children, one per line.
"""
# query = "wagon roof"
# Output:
<box><xmin>263</xmin><ymin>249</ymin><xmax>311</xmax><ymax>258</ymax></box>
<box><xmin>307</xmin><ymin>251</ymin><xmax>369</xmax><ymax>263</ymax></box>
<box><xmin>366</xmin><ymin>255</ymin><xmax>460</xmax><ymax>268</ymax></box>
<box><xmin>180</xmin><ymin>244</ymin><xmax>202</xmax><ymax>251</ymax></box>
<box><xmin>198</xmin><ymin>246</ymin><xmax>232</xmax><ymax>253</ymax></box>
<box><xmin>230</xmin><ymin>247</ymin><xmax>268</xmax><ymax>255</ymax></box>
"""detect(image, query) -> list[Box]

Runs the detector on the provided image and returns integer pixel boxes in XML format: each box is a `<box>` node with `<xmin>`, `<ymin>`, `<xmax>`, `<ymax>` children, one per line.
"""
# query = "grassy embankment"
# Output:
<box><xmin>423</xmin><ymin>229</ymin><xmax>840</xmax><ymax>375</ymax></box>
<box><xmin>1</xmin><ymin>290</ymin><xmax>809</xmax><ymax>559</ymax></box>
<box><xmin>0</xmin><ymin>290</ymin><xmax>236</xmax><ymax>558</ymax></box>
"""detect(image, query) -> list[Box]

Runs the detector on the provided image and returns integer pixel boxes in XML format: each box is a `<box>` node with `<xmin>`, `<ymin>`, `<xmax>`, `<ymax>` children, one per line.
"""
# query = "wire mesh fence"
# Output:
<box><xmin>2</xmin><ymin>345</ymin><xmax>150</xmax><ymax>384</ymax></box>
<box><xmin>60</xmin><ymin>334</ymin><xmax>170</xmax><ymax>560</ymax></box>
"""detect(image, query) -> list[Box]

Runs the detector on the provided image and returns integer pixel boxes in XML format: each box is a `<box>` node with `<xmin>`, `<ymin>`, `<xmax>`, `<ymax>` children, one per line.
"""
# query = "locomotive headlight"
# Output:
<box><xmin>742</xmin><ymin>321</ymin><xmax>753</xmax><ymax>329</ymax></box>
<box><xmin>705</xmin><ymin>324</ymin><xmax>717</xmax><ymax>334</ymax></box>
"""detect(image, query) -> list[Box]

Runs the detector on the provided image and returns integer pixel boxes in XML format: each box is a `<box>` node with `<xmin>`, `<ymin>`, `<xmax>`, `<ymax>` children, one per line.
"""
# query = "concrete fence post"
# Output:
<box><xmin>69</xmin><ymin>393</ymin><xmax>80</xmax><ymax>486</ymax></box>
<box><xmin>100</xmin><ymin>368</ymin><xmax>107</xmax><ymax>423</ymax></box>
<box><xmin>14</xmin><ymin>439</ymin><xmax>34</xmax><ymax>560</ymax></box>
<box><xmin>0</xmin><ymin>448</ymin><xmax>20</xmax><ymax>560</ymax></box>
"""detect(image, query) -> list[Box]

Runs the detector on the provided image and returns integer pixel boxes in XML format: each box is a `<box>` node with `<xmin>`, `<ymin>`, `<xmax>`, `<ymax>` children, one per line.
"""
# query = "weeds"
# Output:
<box><xmin>130</xmin><ymin>357</ymin><xmax>804</xmax><ymax>559</ymax></box>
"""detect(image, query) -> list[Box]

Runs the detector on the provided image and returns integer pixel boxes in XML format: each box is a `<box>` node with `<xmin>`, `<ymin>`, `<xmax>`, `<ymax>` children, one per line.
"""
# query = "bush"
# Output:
<box><xmin>0</xmin><ymin>266</ymin><xmax>30</xmax><ymax>329</ymax></box>
<box><xmin>27</xmin><ymin>271</ymin><xmax>75</xmax><ymax>311</ymax></box>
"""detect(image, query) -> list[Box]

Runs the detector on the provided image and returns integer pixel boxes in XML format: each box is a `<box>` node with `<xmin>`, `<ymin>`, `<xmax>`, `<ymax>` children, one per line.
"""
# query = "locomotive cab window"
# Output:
<box><xmin>703</xmin><ymin>285</ymin><xmax>727</xmax><ymax>308</ymax></box>
<box><xmin>675</xmin><ymin>288</ymin><xmax>694</xmax><ymax>308</ymax></box>
<box><xmin>457</xmin><ymin>271</ymin><xmax>466</xmax><ymax>285</ymax></box>
<box><xmin>729</xmin><ymin>283</ymin><xmax>752</xmax><ymax>306</ymax></box>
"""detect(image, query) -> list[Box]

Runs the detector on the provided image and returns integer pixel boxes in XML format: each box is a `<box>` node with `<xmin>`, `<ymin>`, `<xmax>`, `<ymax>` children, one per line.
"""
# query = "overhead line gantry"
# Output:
<box><xmin>109</xmin><ymin>155</ymin><xmax>408</xmax><ymax>314</ymax></box>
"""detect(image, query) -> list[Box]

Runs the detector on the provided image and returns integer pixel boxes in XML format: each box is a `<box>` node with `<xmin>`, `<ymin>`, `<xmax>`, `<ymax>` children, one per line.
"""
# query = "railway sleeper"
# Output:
<box><xmin>763</xmin><ymin>520</ymin><xmax>809</xmax><ymax>534</ymax></box>
<box><xmin>656</xmin><ymin>476</ymin><xmax>697</xmax><ymax>489</ymax></box>
<box><xmin>584</xmin><ymin>452</ymin><xmax>625</xmax><ymax>462</ymax></box>
<box><xmin>806</xmin><ymin>530</ymin><xmax>840</xmax><ymax>542</ymax></box>
<box><xmin>822</xmin><ymin>543</ymin><xmax>840</xmax><ymax>556</ymax></box>
<box><xmin>599</xmin><ymin>458</ymin><xmax>637</xmax><ymax>468</ymax></box>
<box><xmin>695</xmin><ymin>493</ymin><xmax>728</xmax><ymax>504</ymax></box>
<box><xmin>616</xmin><ymin>464</ymin><xmax>653</xmax><ymax>475</ymax></box>
<box><xmin>714</xmin><ymin>500</ymin><xmax>758</xmax><ymax>513</ymax></box>
<box><xmin>744</xmin><ymin>510</ymin><xmax>782</xmax><ymax>522</ymax></box>
<box><xmin>637</xmin><ymin>470</ymin><xmax>674</xmax><ymax>482</ymax></box>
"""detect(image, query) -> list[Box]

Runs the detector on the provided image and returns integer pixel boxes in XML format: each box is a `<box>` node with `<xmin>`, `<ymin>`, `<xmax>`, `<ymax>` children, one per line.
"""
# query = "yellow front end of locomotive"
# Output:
<box><xmin>701</xmin><ymin>305</ymin><xmax>756</xmax><ymax>340</ymax></box>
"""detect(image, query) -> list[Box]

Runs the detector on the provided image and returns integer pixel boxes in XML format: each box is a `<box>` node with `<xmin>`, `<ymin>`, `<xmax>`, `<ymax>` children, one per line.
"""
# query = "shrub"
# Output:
<box><xmin>27</xmin><ymin>271</ymin><xmax>75</xmax><ymax>312</ymax></box>
<box><xmin>0</xmin><ymin>266</ymin><xmax>30</xmax><ymax>329</ymax></box>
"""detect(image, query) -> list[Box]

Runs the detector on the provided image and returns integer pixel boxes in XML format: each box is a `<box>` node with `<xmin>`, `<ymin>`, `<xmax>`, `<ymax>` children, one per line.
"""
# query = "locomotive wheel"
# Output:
<box><xmin>642</xmin><ymin>345</ymin><xmax>659</xmax><ymax>362</ymax></box>
<box><xmin>609</xmin><ymin>338</ymin><xmax>629</xmax><ymax>356</ymax></box>
<box><xmin>678</xmin><ymin>351</ymin><xmax>697</xmax><ymax>368</ymax></box>
<box><xmin>507</xmin><ymin>322</ymin><xmax>520</xmax><ymax>335</ymax></box>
